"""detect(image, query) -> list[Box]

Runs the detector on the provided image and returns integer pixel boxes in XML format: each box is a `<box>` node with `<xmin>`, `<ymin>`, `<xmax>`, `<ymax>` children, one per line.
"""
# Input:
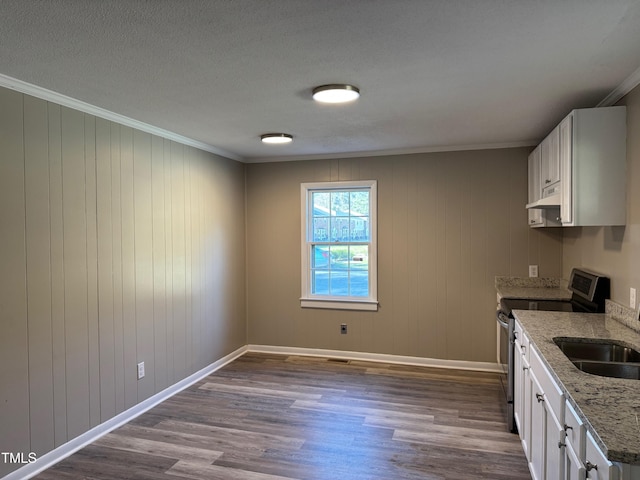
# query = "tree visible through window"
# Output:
<box><xmin>301</xmin><ymin>181</ymin><xmax>377</xmax><ymax>311</ymax></box>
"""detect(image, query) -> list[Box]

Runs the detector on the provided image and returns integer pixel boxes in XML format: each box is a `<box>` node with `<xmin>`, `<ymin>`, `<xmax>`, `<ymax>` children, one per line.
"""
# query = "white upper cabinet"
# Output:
<box><xmin>540</xmin><ymin>125</ymin><xmax>561</xmax><ymax>194</ymax></box>
<box><xmin>528</xmin><ymin>146</ymin><xmax>544</xmax><ymax>227</ymax></box>
<box><xmin>527</xmin><ymin>106</ymin><xmax>627</xmax><ymax>227</ymax></box>
<box><xmin>560</xmin><ymin>106</ymin><xmax>626</xmax><ymax>226</ymax></box>
<box><xmin>528</xmin><ymin>146</ymin><xmax>560</xmax><ymax>228</ymax></box>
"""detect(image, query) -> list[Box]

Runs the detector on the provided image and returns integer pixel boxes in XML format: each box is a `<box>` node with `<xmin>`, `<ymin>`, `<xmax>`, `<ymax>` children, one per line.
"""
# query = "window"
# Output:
<box><xmin>300</xmin><ymin>180</ymin><xmax>377</xmax><ymax>310</ymax></box>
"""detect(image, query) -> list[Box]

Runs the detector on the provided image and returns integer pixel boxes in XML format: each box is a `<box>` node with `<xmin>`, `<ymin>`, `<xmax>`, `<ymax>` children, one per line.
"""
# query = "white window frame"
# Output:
<box><xmin>300</xmin><ymin>180</ymin><xmax>378</xmax><ymax>311</ymax></box>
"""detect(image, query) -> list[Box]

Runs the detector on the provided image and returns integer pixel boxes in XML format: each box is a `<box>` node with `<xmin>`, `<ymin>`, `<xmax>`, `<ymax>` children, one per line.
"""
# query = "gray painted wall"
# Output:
<box><xmin>246</xmin><ymin>149</ymin><xmax>563</xmax><ymax>362</ymax></box>
<box><xmin>0</xmin><ymin>87</ymin><xmax>247</xmax><ymax>477</ymax></box>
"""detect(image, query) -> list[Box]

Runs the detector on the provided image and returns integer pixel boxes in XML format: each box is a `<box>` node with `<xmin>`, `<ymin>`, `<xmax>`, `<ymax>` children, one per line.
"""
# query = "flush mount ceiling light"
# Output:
<box><xmin>260</xmin><ymin>133</ymin><xmax>293</xmax><ymax>144</ymax></box>
<box><xmin>312</xmin><ymin>84</ymin><xmax>360</xmax><ymax>103</ymax></box>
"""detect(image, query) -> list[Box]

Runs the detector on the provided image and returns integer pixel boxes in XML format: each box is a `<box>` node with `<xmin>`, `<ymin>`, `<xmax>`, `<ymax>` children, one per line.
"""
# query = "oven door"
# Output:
<box><xmin>496</xmin><ymin>309</ymin><xmax>516</xmax><ymax>432</ymax></box>
<box><xmin>496</xmin><ymin>309</ymin><xmax>510</xmax><ymax>375</ymax></box>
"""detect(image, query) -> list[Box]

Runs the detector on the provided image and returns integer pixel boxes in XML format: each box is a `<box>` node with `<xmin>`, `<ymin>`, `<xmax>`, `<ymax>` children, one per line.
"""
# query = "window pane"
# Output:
<box><xmin>349</xmin><ymin>270</ymin><xmax>369</xmax><ymax>297</ymax></box>
<box><xmin>312</xmin><ymin>270</ymin><xmax>329</xmax><ymax>295</ymax></box>
<box><xmin>350</xmin><ymin>191</ymin><xmax>369</xmax><ymax>216</ymax></box>
<box><xmin>350</xmin><ymin>216</ymin><xmax>369</xmax><ymax>241</ymax></box>
<box><xmin>349</xmin><ymin>245</ymin><xmax>369</xmax><ymax>270</ymax></box>
<box><xmin>312</xmin><ymin>245</ymin><xmax>330</xmax><ymax>268</ymax></box>
<box><xmin>311</xmin><ymin>245</ymin><xmax>369</xmax><ymax>297</ymax></box>
<box><xmin>313</xmin><ymin>218</ymin><xmax>329</xmax><ymax>241</ymax></box>
<box><xmin>329</xmin><ymin>217</ymin><xmax>350</xmax><ymax>242</ymax></box>
<box><xmin>331</xmin><ymin>191</ymin><xmax>349</xmax><ymax>216</ymax></box>
<box><xmin>329</xmin><ymin>245</ymin><xmax>348</xmax><ymax>269</ymax></box>
<box><xmin>329</xmin><ymin>270</ymin><xmax>349</xmax><ymax>296</ymax></box>
<box><xmin>312</xmin><ymin>192</ymin><xmax>330</xmax><ymax>215</ymax></box>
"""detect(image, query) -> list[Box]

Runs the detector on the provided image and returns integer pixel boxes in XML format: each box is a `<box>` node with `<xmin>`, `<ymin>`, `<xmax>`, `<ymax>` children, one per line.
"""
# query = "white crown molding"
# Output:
<box><xmin>7</xmin><ymin>65</ymin><xmax>638</xmax><ymax>166</ymax></box>
<box><xmin>245</xmin><ymin>141</ymin><xmax>537</xmax><ymax>163</ymax></box>
<box><xmin>0</xmin><ymin>73</ymin><xmax>243</xmax><ymax>162</ymax></box>
<box><xmin>5</xmin><ymin>345</ymin><xmax>248</xmax><ymax>480</ymax></box>
<box><xmin>248</xmin><ymin>344</ymin><xmax>503</xmax><ymax>373</ymax></box>
<box><xmin>597</xmin><ymin>65</ymin><xmax>640</xmax><ymax>107</ymax></box>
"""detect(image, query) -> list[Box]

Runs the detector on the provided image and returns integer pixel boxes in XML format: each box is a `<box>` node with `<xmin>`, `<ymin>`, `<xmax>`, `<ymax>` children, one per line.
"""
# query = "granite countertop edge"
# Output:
<box><xmin>513</xmin><ymin>309</ymin><xmax>640</xmax><ymax>465</ymax></box>
<box><xmin>495</xmin><ymin>276</ymin><xmax>571</xmax><ymax>301</ymax></box>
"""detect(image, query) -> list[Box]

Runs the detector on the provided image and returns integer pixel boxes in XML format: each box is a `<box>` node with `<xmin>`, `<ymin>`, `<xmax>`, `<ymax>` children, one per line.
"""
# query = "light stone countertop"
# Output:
<box><xmin>513</xmin><ymin>309</ymin><xmax>640</xmax><ymax>464</ymax></box>
<box><xmin>495</xmin><ymin>276</ymin><xmax>572</xmax><ymax>301</ymax></box>
<box><xmin>497</xmin><ymin>286</ymin><xmax>572</xmax><ymax>301</ymax></box>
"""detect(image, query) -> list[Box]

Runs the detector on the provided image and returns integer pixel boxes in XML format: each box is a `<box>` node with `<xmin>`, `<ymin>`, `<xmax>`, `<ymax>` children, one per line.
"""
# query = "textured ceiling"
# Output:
<box><xmin>2</xmin><ymin>0</ymin><xmax>640</xmax><ymax>162</ymax></box>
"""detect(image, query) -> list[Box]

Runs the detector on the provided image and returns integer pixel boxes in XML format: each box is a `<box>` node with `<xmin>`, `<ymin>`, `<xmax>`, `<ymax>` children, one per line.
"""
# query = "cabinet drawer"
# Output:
<box><xmin>564</xmin><ymin>400</ymin><xmax>586</xmax><ymax>458</ymax></box>
<box><xmin>530</xmin><ymin>347</ymin><xmax>564</xmax><ymax>416</ymax></box>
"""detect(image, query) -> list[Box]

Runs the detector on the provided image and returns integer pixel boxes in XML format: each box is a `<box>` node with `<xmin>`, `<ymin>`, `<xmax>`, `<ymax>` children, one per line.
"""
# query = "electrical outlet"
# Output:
<box><xmin>631</xmin><ymin>288</ymin><xmax>636</xmax><ymax>310</ymax></box>
<box><xmin>340</xmin><ymin>323</ymin><xmax>347</xmax><ymax>334</ymax></box>
<box><xmin>529</xmin><ymin>265</ymin><xmax>539</xmax><ymax>278</ymax></box>
<box><xmin>137</xmin><ymin>362</ymin><xmax>145</xmax><ymax>380</ymax></box>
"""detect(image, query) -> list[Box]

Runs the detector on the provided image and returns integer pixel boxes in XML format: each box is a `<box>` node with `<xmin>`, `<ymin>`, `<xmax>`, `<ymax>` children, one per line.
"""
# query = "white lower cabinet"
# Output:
<box><xmin>585</xmin><ymin>431</ymin><xmax>618</xmax><ymax>480</ymax></box>
<box><xmin>529</xmin><ymin>368</ymin><xmax>546</xmax><ymax>479</ymax></box>
<box><xmin>528</xmin><ymin>348</ymin><xmax>565</xmax><ymax>480</ymax></box>
<box><xmin>564</xmin><ymin>400</ymin><xmax>586</xmax><ymax>480</ymax></box>
<box><xmin>546</xmin><ymin>402</ymin><xmax>565</xmax><ymax>479</ymax></box>
<box><xmin>565</xmin><ymin>440</ymin><xmax>586</xmax><ymax>480</ymax></box>
<box><xmin>514</xmin><ymin>322</ymin><xmax>531</xmax><ymax>458</ymax></box>
<box><xmin>512</xmin><ymin>320</ymin><xmax>638</xmax><ymax>479</ymax></box>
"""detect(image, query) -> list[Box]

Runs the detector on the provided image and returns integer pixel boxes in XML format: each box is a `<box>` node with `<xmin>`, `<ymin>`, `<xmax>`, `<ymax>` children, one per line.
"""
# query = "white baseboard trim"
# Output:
<box><xmin>248</xmin><ymin>344</ymin><xmax>503</xmax><ymax>373</ymax></box>
<box><xmin>4</xmin><ymin>345</ymin><xmax>248</xmax><ymax>480</ymax></box>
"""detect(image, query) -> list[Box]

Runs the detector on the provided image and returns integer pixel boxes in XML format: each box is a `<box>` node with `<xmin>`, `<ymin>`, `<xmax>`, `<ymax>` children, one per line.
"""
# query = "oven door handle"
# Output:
<box><xmin>496</xmin><ymin>310</ymin><xmax>510</xmax><ymax>329</ymax></box>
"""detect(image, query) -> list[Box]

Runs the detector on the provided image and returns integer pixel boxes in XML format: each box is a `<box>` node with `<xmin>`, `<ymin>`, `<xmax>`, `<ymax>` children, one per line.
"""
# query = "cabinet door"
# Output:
<box><xmin>541</xmin><ymin>126</ymin><xmax>561</xmax><ymax>190</ymax></box>
<box><xmin>560</xmin><ymin>113</ymin><xmax>573</xmax><ymax>225</ymax></box>
<box><xmin>529</xmin><ymin>370</ymin><xmax>546</xmax><ymax>480</ymax></box>
<box><xmin>565</xmin><ymin>441</ymin><xmax>586</xmax><ymax>480</ymax></box>
<box><xmin>585</xmin><ymin>431</ymin><xmax>618</xmax><ymax>480</ymax></box>
<box><xmin>546</xmin><ymin>405</ymin><xmax>565</xmax><ymax>480</ymax></box>
<box><xmin>514</xmin><ymin>338</ymin><xmax>530</xmax><ymax>458</ymax></box>
<box><xmin>528</xmin><ymin>146</ymin><xmax>544</xmax><ymax>226</ymax></box>
<box><xmin>514</xmin><ymin>336</ymin><xmax>524</xmax><ymax>433</ymax></box>
<box><xmin>522</xmin><ymin>355</ymin><xmax>532</xmax><ymax>461</ymax></box>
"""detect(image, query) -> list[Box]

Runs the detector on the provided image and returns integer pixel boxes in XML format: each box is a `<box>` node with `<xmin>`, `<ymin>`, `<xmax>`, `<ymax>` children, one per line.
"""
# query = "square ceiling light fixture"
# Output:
<box><xmin>312</xmin><ymin>84</ymin><xmax>360</xmax><ymax>103</ymax></box>
<box><xmin>260</xmin><ymin>133</ymin><xmax>293</xmax><ymax>144</ymax></box>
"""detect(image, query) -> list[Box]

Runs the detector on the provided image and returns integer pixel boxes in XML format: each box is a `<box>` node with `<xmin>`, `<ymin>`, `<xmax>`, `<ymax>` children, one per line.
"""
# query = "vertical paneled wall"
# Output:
<box><xmin>0</xmin><ymin>87</ymin><xmax>246</xmax><ymax>477</ymax></box>
<box><xmin>246</xmin><ymin>150</ymin><xmax>563</xmax><ymax>363</ymax></box>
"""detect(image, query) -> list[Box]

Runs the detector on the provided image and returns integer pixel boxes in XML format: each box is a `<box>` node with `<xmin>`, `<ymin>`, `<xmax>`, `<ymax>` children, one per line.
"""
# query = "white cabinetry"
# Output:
<box><xmin>563</xmin><ymin>400</ymin><xmax>586</xmax><ymax>480</ymax></box>
<box><xmin>527</xmin><ymin>106</ymin><xmax>626</xmax><ymax>227</ymax></box>
<box><xmin>559</xmin><ymin>107</ymin><xmax>626</xmax><ymax>226</ymax></box>
<box><xmin>528</xmin><ymin>145</ymin><xmax>561</xmax><ymax>228</ymax></box>
<box><xmin>541</xmin><ymin>125</ymin><xmax>561</xmax><ymax>194</ymax></box>
<box><xmin>528</xmin><ymin>347</ymin><xmax>565</xmax><ymax>480</ymax></box>
<box><xmin>512</xmin><ymin>318</ymin><xmax>628</xmax><ymax>480</ymax></box>
<box><xmin>585</xmin><ymin>431</ymin><xmax>618</xmax><ymax>480</ymax></box>
<box><xmin>528</xmin><ymin>146</ymin><xmax>544</xmax><ymax>227</ymax></box>
<box><xmin>514</xmin><ymin>321</ymin><xmax>531</xmax><ymax>457</ymax></box>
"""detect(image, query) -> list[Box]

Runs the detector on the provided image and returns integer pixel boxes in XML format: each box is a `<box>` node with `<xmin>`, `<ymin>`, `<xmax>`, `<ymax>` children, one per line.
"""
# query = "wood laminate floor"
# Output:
<box><xmin>35</xmin><ymin>353</ymin><xmax>531</xmax><ymax>480</ymax></box>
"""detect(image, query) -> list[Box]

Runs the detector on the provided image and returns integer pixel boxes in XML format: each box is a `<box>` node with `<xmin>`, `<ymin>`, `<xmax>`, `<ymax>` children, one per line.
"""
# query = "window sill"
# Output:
<box><xmin>300</xmin><ymin>298</ymin><xmax>378</xmax><ymax>311</ymax></box>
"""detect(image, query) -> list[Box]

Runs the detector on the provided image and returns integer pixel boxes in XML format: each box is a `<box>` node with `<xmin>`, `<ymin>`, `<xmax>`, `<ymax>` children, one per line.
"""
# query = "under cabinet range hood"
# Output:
<box><xmin>526</xmin><ymin>192</ymin><xmax>560</xmax><ymax>209</ymax></box>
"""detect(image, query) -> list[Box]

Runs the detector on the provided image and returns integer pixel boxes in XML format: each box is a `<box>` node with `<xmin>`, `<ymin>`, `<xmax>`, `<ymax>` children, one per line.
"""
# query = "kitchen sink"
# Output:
<box><xmin>553</xmin><ymin>338</ymin><xmax>640</xmax><ymax>362</ymax></box>
<box><xmin>553</xmin><ymin>337</ymin><xmax>640</xmax><ymax>379</ymax></box>
<box><xmin>571</xmin><ymin>360</ymin><xmax>640</xmax><ymax>380</ymax></box>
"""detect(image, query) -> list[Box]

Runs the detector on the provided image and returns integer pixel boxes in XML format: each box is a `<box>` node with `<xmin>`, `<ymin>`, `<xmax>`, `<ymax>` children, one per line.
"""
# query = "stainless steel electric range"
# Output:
<box><xmin>496</xmin><ymin>268</ymin><xmax>610</xmax><ymax>433</ymax></box>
